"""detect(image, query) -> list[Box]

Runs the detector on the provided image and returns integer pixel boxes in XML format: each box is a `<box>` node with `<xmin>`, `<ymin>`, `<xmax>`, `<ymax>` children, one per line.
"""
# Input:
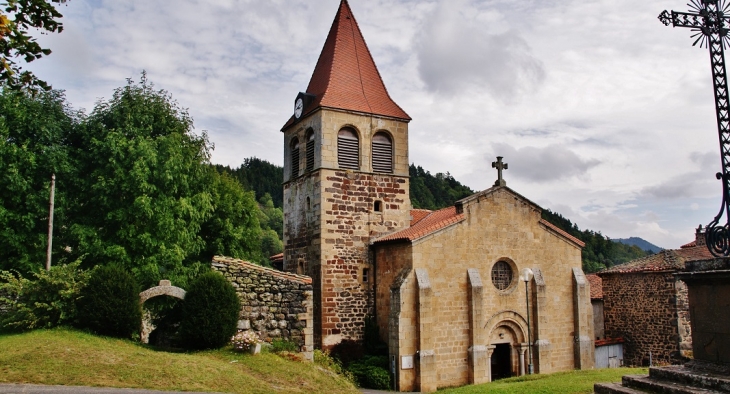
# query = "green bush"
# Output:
<box><xmin>270</xmin><ymin>338</ymin><xmax>299</xmax><ymax>353</ymax></box>
<box><xmin>178</xmin><ymin>271</ymin><xmax>240</xmax><ymax>350</ymax></box>
<box><xmin>75</xmin><ymin>265</ymin><xmax>141</xmax><ymax>339</ymax></box>
<box><xmin>347</xmin><ymin>355</ymin><xmax>390</xmax><ymax>390</ymax></box>
<box><xmin>0</xmin><ymin>261</ymin><xmax>90</xmax><ymax>332</ymax></box>
<box><xmin>314</xmin><ymin>350</ymin><xmax>356</xmax><ymax>385</ymax></box>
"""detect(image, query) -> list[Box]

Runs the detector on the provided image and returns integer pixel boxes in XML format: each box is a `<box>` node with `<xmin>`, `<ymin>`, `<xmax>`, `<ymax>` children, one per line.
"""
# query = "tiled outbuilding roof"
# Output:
<box><xmin>373</xmin><ymin>206</ymin><xmax>464</xmax><ymax>243</ymax></box>
<box><xmin>586</xmin><ymin>274</ymin><xmax>603</xmax><ymax>300</ymax></box>
<box><xmin>680</xmin><ymin>240</ymin><xmax>696</xmax><ymax>248</ymax></box>
<box><xmin>282</xmin><ymin>0</ymin><xmax>410</xmax><ymax>130</ymax></box>
<box><xmin>598</xmin><ymin>244</ymin><xmax>712</xmax><ymax>275</ymax></box>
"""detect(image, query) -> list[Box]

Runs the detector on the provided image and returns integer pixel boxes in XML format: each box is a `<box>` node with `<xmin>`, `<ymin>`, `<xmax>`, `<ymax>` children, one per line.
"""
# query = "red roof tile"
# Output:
<box><xmin>598</xmin><ymin>245</ymin><xmax>713</xmax><ymax>275</ymax></box>
<box><xmin>282</xmin><ymin>0</ymin><xmax>410</xmax><ymax>130</ymax></box>
<box><xmin>410</xmin><ymin>209</ymin><xmax>432</xmax><ymax>226</ymax></box>
<box><xmin>586</xmin><ymin>274</ymin><xmax>602</xmax><ymax>299</ymax></box>
<box><xmin>374</xmin><ymin>206</ymin><xmax>464</xmax><ymax>243</ymax></box>
<box><xmin>539</xmin><ymin>219</ymin><xmax>586</xmax><ymax>248</ymax></box>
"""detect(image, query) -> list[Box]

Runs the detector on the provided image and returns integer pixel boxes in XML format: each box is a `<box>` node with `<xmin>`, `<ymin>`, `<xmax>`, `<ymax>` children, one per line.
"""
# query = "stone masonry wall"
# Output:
<box><xmin>283</xmin><ymin>108</ymin><xmax>411</xmax><ymax>349</ymax></box>
<box><xmin>212</xmin><ymin>256</ymin><xmax>313</xmax><ymax>358</ymax></box>
<box><xmin>376</xmin><ymin>187</ymin><xmax>592</xmax><ymax>391</ymax></box>
<box><xmin>318</xmin><ymin>170</ymin><xmax>409</xmax><ymax>346</ymax></box>
<box><xmin>601</xmin><ymin>272</ymin><xmax>688</xmax><ymax>366</ymax></box>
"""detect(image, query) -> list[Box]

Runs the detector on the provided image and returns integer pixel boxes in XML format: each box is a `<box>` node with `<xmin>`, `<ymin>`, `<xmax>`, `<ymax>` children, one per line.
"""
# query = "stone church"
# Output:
<box><xmin>280</xmin><ymin>1</ymin><xmax>594</xmax><ymax>391</ymax></box>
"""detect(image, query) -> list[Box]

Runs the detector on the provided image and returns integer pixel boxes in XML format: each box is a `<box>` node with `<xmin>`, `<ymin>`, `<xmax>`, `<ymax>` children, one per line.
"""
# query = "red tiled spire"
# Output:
<box><xmin>282</xmin><ymin>0</ymin><xmax>410</xmax><ymax>129</ymax></box>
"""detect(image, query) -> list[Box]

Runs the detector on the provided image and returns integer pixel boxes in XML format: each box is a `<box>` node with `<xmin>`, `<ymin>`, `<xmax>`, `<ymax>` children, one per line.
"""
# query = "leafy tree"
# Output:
<box><xmin>215</xmin><ymin>157</ymin><xmax>284</xmax><ymax>208</ymax></box>
<box><xmin>64</xmin><ymin>74</ymin><xmax>215</xmax><ymax>287</ymax></box>
<box><xmin>258</xmin><ymin>193</ymin><xmax>283</xmax><ymax>239</ymax></box>
<box><xmin>0</xmin><ymin>88</ymin><xmax>78</xmax><ymax>274</ymax></box>
<box><xmin>1</xmin><ymin>0</ymin><xmax>68</xmax><ymax>91</ymax></box>
<box><xmin>199</xmin><ymin>170</ymin><xmax>263</xmax><ymax>264</ymax></box>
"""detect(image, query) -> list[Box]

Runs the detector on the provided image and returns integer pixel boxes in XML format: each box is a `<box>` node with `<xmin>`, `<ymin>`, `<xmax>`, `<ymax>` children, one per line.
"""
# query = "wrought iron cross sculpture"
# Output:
<box><xmin>659</xmin><ymin>0</ymin><xmax>730</xmax><ymax>256</ymax></box>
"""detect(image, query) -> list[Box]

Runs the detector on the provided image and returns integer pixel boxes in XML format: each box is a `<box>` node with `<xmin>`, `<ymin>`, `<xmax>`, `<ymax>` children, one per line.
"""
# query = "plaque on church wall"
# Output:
<box><xmin>401</xmin><ymin>355</ymin><xmax>414</xmax><ymax>370</ymax></box>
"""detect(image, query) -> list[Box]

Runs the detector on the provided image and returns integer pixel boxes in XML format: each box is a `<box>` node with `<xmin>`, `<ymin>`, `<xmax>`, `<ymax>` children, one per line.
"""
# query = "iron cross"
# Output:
<box><xmin>660</xmin><ymin>0</ymin><xmax>730</xmax><ymax>256</ymax></box>
<box><xmin>492</xmin><ymin>156</ymin><xmax>508</xmax><ymax>187</ymax></box>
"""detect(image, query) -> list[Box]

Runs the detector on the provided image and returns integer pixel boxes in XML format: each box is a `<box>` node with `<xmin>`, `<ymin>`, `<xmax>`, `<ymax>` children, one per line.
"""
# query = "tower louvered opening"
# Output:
<box><xmin>291</xmin><ymin>137</ymin><xmax>300</xmax><ymax>178</ymax></box>
<box><xmin>372</xmin><ymin>132</ymin><xmax>392</xmax><ymax>173</ymax></box>
<box><xmin>338</xmin><ymin>128</ymin><xmax>359</xmax><ymax>170</ymax></box>
<box><xmin>306</xmin><ymin>130</ymin><xmax>315</xmax><ymax>172</ymax></box>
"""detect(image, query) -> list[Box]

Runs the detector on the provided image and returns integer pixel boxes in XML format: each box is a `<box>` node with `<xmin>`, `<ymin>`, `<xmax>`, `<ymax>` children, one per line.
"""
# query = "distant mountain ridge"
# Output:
<box><xmin>614</xmin><ymin>237</ymin><xmax>664</xmax><ymax>254</ymax></box>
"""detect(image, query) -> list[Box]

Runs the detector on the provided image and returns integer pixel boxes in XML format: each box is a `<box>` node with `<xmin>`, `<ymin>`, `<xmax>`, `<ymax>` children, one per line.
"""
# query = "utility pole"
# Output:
<box><xmin>46</xmin><ymin>174</ymin><xmax>55</xmax><ymax>271</ymax></box>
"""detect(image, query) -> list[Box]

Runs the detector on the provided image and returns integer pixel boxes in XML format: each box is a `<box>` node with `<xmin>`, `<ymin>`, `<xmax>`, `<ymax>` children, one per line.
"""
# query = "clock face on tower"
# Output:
<box><xmin>294</xmin><ymin>98</ymin><xmax>304</xmax><ymax>119</ymax></box>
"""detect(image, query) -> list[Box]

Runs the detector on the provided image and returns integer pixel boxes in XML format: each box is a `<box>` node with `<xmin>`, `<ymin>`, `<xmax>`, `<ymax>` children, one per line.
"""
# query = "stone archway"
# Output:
<box><xmin>484</xmin><ymin>310</ymin><xmax>530</xmax><ymax>380</ymax></box>
<box><xmin>139</xmin><ymin>280</ymin><xmax>186</xmax><ymax>343</ymax></box>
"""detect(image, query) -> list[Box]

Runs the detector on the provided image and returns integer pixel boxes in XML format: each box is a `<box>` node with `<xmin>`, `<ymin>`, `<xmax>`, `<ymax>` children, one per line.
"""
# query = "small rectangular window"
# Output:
<box><xmin>362</xmin><ymin>268</ymin><xmax>369</xmax><ymax>283</ymax></box>
<box><xmin>374</xmin><ymin>201</ymin><xmax>383</xmax><ymax>212</ymax></box>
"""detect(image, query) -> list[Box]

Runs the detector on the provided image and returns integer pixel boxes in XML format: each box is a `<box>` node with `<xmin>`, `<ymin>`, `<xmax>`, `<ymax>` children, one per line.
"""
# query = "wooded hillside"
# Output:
<box><xmin>215</xmin><ymin>159</ymin><xmax>651</xmax><ymax>273</ymax></box>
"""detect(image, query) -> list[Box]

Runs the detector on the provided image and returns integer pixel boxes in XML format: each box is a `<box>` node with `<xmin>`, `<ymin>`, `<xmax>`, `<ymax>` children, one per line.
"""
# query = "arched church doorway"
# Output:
<box><xmin>485</xmin><ymin>312</ymin><xmax>529</xmax><ymax>381</ymax></box>
<box><xmin>491</xmin><ymin>343</ymin><xmax>513</xmax><ymax>380</ymax></box>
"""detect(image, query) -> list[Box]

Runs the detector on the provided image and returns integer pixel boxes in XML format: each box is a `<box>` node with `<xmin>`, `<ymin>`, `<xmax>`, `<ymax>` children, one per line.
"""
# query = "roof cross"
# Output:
<box><xmin>492</xmin><ymin>156</ymin><xmax>508</xmax><ymax>187</ymax></box>
<box><xmin>659</xmin><ymin>0</ymin><xmax>730</xmax><ymax>257</ymax></box>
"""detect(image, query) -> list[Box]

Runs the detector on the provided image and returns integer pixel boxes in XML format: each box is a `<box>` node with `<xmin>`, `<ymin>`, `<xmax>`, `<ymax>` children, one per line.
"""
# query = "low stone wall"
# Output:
<box><xmin>212</xmin><ymin>256</ymin><xmax>313</xmax><ymax>360</ymax></box>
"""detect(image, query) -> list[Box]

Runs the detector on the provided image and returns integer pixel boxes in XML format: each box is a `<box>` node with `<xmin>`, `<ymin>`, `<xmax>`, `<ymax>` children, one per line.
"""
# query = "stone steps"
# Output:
<box><xmin>623</xmin><ymin>374</ymin><xmax>718</xmax><ymax>394</ymax></box>
<box><xmin>650</xmin><ymin>365</ymin><xmax>730</xmax><ymax>392</ymax></box>
<box><xmin>594</xmin><ymin>365</ymin><xmax>730</xmax><ymax>394</ymax></box>
<box><xmin>595</xmin><ymin>382</ymin><xmax>647</xmax><ymax>394</ymax></box>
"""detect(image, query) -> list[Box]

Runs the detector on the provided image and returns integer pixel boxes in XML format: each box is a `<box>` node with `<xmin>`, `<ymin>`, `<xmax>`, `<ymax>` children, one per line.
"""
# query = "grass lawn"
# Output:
<box><xmin>0</xmin><ymin>328</ymin><xmax>647</xmax><ymax>394</ymax></box>
<box><xmin>438</xmin><ymin>367</ymin><xmax>648</xmax><ymax>394</ymax></box>
<box><xmin>0</xmin><ymin>328</ymin><xmax>359</xmax><ymax>394</ymax></box>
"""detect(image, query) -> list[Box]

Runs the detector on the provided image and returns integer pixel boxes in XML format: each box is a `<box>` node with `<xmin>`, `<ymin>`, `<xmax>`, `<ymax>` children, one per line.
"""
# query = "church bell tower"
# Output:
<box><xmin>281</xmin><ymin>0</ymin><xmax>412</xmax><ymax>349</ymax></box>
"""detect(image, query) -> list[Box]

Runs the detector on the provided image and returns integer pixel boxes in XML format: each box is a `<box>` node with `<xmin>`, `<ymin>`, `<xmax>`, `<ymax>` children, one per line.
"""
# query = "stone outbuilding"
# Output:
<box><xmin>597</xmin><ymin>230</ymin><xmax>711</xmax><ymax>366</ymax></box>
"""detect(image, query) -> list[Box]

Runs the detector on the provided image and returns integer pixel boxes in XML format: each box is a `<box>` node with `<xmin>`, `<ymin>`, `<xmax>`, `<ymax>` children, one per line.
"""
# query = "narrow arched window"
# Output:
<box><xmin>305</xmin><ymin>129</ymin><xmax>315</xmax><ymax>172</ymax></box>
<box><xmin>338</xmin><ymin>128</ymin><xmax>359</xmax><ymax>170</ymax></box>
<box><xmin>290</xmin><ymin>137</ymin><xmax>300</xmax><ymax>178</ymax></box>
<box><xmin>372</xmin><ymin>132</ymin><xmax>393</xmax><ymax>173</ymax></box>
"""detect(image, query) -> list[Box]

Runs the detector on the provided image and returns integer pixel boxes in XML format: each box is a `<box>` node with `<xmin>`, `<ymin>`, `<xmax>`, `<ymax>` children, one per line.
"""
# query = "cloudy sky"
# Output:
<box><xmin>23</xmin><ymin>0</ymin><xmax>727</xmax><ymax>249</ymax></box>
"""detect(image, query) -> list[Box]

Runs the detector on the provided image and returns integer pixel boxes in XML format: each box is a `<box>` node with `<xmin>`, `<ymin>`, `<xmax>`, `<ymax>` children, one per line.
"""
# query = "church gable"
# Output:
<box><xmin>373</xmin><ymin>186</ymin><xmax>584</xmax><ymax>249</ymax></box>
<box><xmin>457</xmin><ymin>186</ymin><xmax>584</xmax><ymax>249</ymax></box>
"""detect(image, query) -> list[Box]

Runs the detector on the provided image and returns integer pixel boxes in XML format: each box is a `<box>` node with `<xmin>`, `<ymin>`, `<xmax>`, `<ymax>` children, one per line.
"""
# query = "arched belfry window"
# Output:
<box><xmin>372</xmin><ymin>132</ymin><xmax>393</xmax><ymax>173</ymax></box>
<box><xmin>290</xmin><ymin>137</ymin><xmax>300</xmax><ymax>178</ymax></box>
<box><xmin>305</xmin><ymin>129</ymin><xmax>315</xmax><ymax>172</ymax></box>
<box><xmin>338</xmin><ymin>127</ymin><xmax>359</xmax><ymax>170</ymax></box>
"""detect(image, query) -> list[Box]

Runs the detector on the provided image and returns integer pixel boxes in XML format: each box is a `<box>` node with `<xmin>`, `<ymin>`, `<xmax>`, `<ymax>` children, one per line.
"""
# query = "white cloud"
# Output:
<box><xmin>415</xmin><ymin>0</ymin><xmax>545</xmax><ymax>102</ymax></box>
<box><xmin>22</xmin><ymin>0</ymin><xmax>726</xmax><ymax>249</ymax></box>
<box><xmin>490</xmin><ymin>143</ymin><xmax>600</xmax><ymax>183</ymax></box>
